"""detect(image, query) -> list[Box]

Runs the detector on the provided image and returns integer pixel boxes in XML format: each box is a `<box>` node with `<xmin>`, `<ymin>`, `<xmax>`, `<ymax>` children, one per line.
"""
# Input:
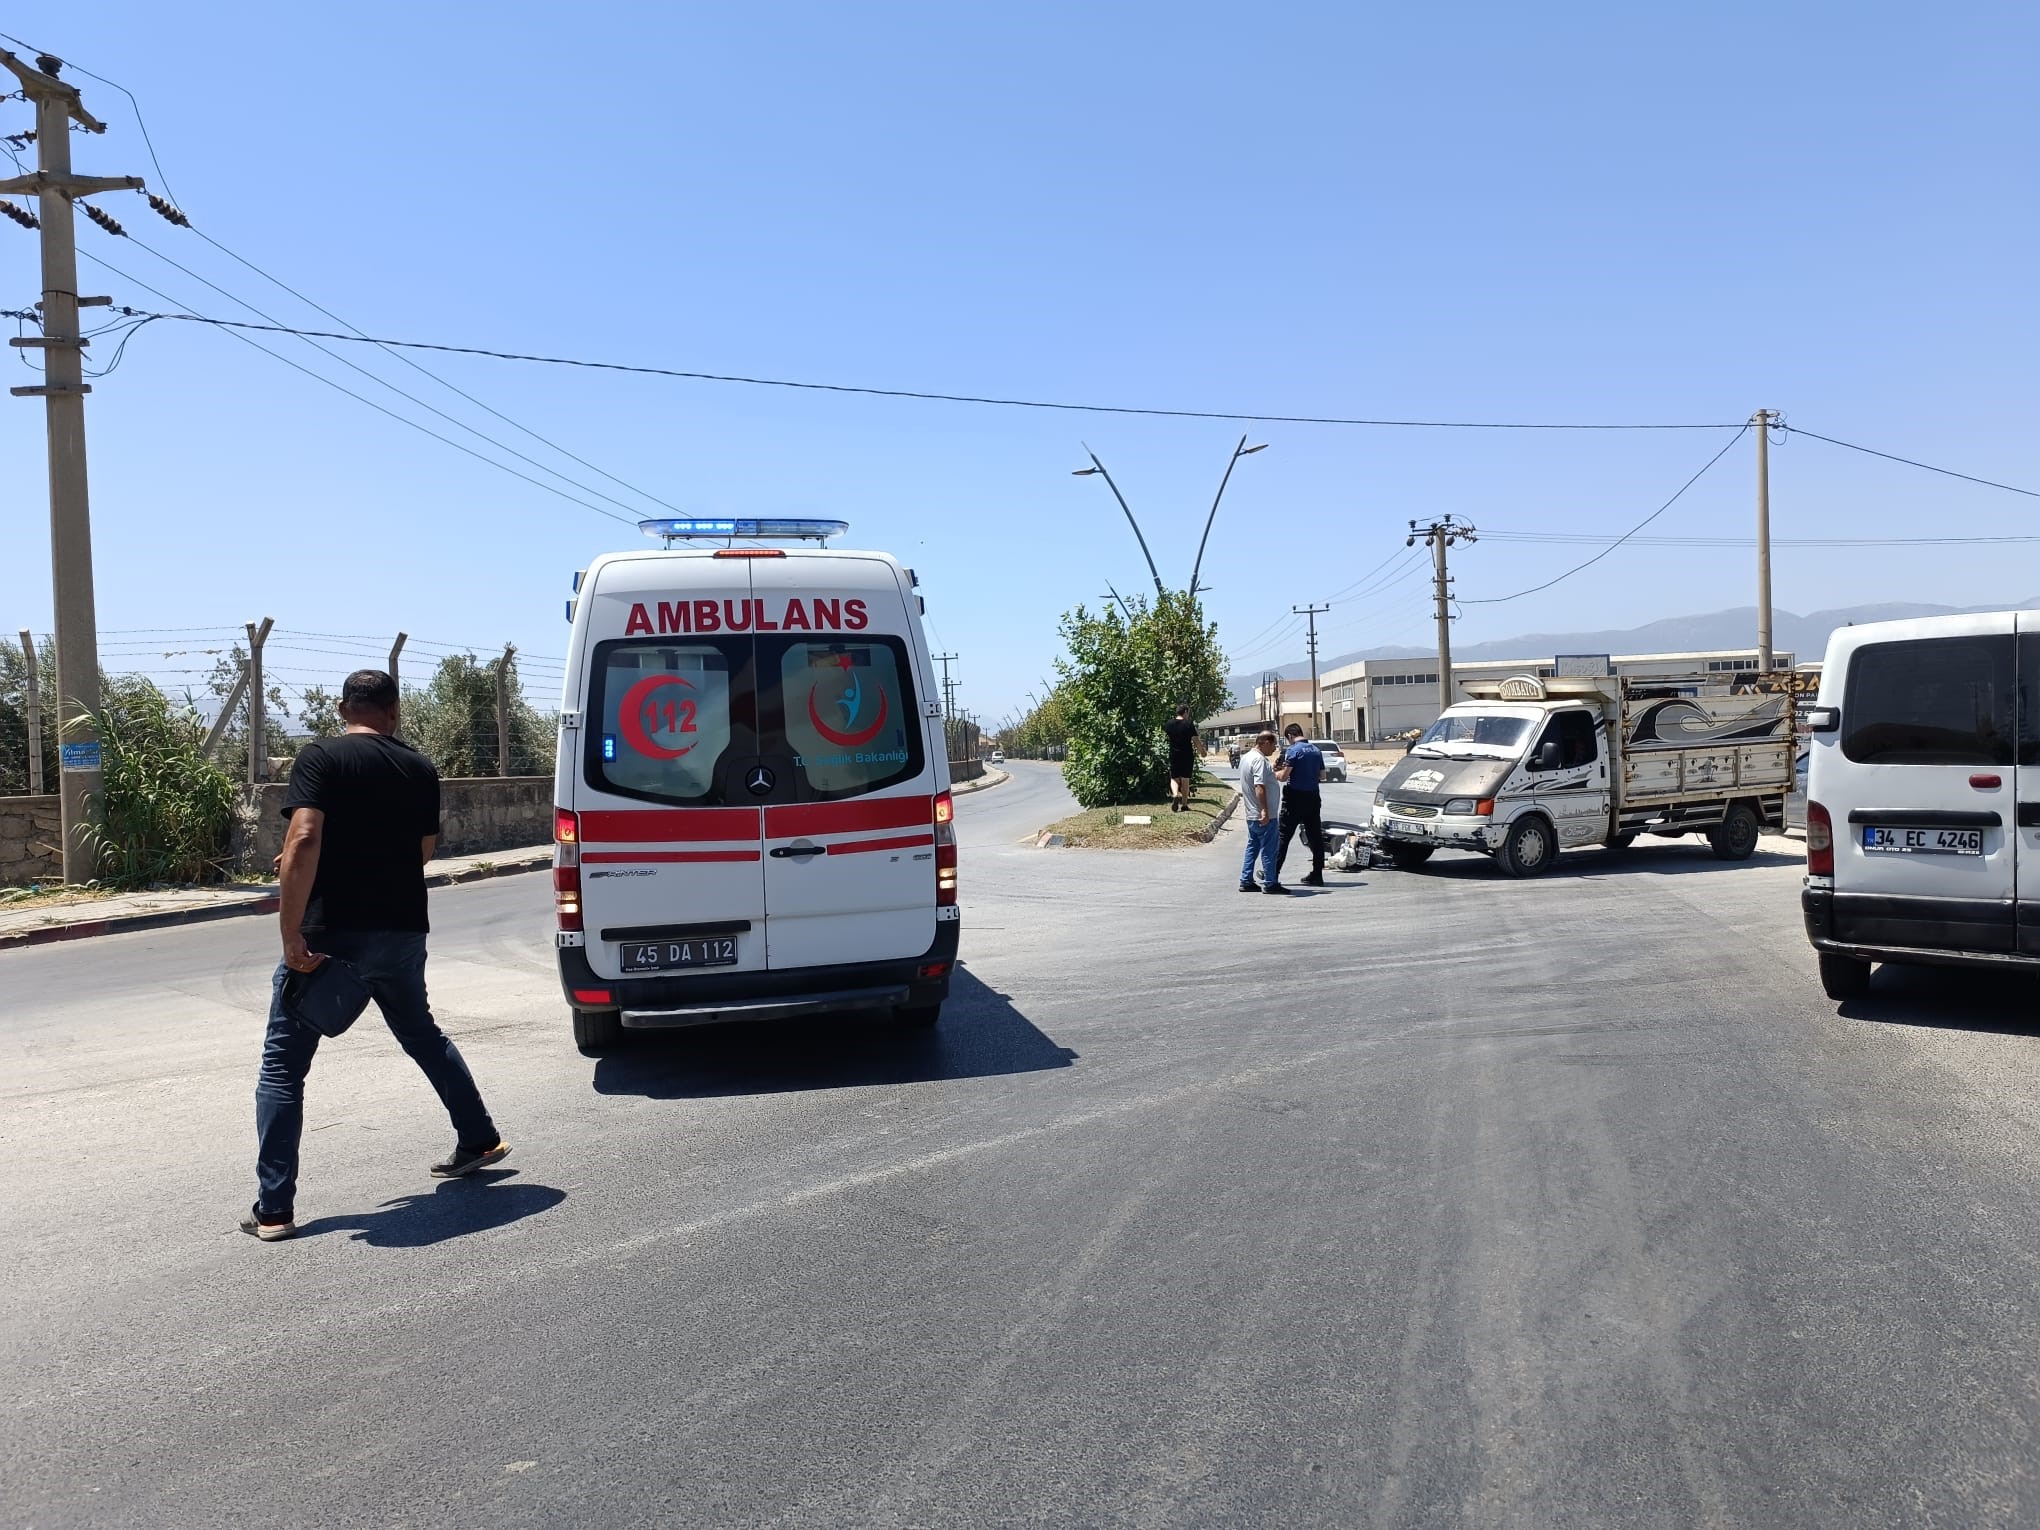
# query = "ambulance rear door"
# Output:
<box><xmin>749</xmin><ymin>552</ymin><xmax>943</xmax><ymax>971</ymax></box>
<box><xmin>571</xmin><ymin>553</ymin><xmax>769</xmax><ymax>981</ymax></box>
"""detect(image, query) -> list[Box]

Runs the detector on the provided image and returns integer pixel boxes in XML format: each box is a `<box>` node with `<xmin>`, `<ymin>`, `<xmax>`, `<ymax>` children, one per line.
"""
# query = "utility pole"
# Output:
<box><xmin>0</xmin><ymin>52</ymin><xmax>144</xmax><ymax>880</ymax></box>
<box><xmin>244</xmin><ymin>618</ymin><xmax>273</xmax><ymax>786</ymax></box>
<box><xmin>1409</xmin><ymin>517</ymin><xmax>1477</xmax><ymax>716</ymax></box>
<box><xmin>18</xmin><ymin>629</ymin><xmax>43</xmax><ymax>794</ymax></box>
<box><xmin>1292</xmin><ymin>603</ymin><xmax>1330</xmax><ymax>736</ymax></box>
<box><xmin>1753</xmin><ymin>409</ymin><xmax>1775</xmax><ymax>672</ymax></box>
<box><xmin>495</xmin><ymin>643</ymin><xmax>516</xmax><ymax>776</ymax></box>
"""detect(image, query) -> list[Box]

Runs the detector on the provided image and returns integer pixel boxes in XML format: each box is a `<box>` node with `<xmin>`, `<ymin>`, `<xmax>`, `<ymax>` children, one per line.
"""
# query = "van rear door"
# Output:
<box><xmin>748</xmin><ymin>553</ymin><xmax>941</xmax><ymax>971</ymax></box>
<box><xmin>572</xmin><ymin>556</ymin><xmax>769</xmax><ymax>980</ymax></box>
<box><xmin>1827</xmin><ymin>615</ymin><xmax>2016</xmax><ymax>953</ymax></box>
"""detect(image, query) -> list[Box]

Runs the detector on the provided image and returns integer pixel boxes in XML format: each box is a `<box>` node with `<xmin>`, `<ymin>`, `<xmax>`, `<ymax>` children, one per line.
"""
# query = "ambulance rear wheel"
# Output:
<box><xmin>1385</xmin><ymin>843</ymin><xmax>1434</xmax><ymax>871</ymax></box>
<box><xmin>897</xmin><ymin>1003</ymin><xmax>943</xmax><ymax>1029</ymax></box>
<box><xmin>574</xmin><ymin>1008</ymin><xmax>624</xmax><ymax>1056</ymax></box>
<box><xmin>1818</xmin><ymin>952</ymin><xmax>1872</xmax><ymax>1002</ymax></box>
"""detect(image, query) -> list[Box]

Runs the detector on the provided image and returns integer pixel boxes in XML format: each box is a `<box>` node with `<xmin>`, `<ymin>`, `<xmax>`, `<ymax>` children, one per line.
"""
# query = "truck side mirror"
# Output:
<box><xmin>1536</xmin><ymin>740</ymin><xmax>1562</xmax><ymax>771</ymax></box>
<box><xmin>1803</xmin><ymin>706</ymin><xmax>1839</xmax><ymax>733</ymax></box>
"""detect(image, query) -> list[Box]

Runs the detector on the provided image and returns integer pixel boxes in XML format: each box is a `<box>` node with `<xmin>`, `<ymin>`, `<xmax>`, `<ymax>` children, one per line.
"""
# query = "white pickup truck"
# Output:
<box><xmin>1370</xmin><ymin>673</ymin><xmax>1796</xmax><ymax>877</ymax></box>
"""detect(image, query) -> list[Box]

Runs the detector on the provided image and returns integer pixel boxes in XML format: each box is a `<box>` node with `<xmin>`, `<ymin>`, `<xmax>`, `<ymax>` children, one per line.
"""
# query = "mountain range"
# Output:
<box><xmin>1229</xmin><ymin>601</ymin><xmax>2040</xmax><ymax>692</ymax></box>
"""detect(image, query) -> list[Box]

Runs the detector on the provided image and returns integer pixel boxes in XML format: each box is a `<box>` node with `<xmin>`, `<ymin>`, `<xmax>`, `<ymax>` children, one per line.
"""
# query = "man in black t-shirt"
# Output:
<box><xmin>1164</xmin><ymin>705</ymin><xmax>1199</xmax><ymax>814</ymax></box>
<box><xmin>243</xmin><ymin>670</ymin><xmax>508</xmax><ymax>1242</ymax></box>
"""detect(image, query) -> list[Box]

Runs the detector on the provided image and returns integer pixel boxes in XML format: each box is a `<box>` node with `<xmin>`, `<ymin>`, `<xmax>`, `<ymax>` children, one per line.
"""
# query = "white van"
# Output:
<box><xmin>1802</xmin><ymin>610</ymin><xmax>2032</xmax><ymax>1001</ymax></box>
<box><xmin>552</xmin><ymin>519</ymin><xmax>957</xmax><ymax>1054</ymax></box>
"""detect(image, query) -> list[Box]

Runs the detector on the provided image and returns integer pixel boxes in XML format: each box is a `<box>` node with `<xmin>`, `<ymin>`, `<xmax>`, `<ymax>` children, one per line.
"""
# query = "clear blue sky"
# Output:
<box><xmin>2</xmin><ymin>2</ymin><xmax>2033</xmax><ymax>723</ymax></box>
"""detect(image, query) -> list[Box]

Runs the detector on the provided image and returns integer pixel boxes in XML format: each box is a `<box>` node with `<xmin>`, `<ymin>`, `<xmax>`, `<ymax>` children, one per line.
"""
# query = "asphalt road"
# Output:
<box><xmin>3</xmin><ymin>762</ymin><xmax>2037</xmax><ymax>1528</ymax></box>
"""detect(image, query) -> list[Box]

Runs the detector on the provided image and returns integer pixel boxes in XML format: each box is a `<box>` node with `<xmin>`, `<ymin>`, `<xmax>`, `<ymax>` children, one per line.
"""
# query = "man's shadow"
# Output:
<box><xmin>294</xmin><ymin>1170</ymin><xmax>565</xmax><ymax>1247</ymax></box>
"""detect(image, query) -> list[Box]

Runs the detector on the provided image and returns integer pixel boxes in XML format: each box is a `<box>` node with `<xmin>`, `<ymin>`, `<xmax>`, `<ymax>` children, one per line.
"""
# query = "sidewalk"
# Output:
<box><xmin>0</xmin><ymin>844</ymin><xmax>554</xmax><ymax>951</ymax></box>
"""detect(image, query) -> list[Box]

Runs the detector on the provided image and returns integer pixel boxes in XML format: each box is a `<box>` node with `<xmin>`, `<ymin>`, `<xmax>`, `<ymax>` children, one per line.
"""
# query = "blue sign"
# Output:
<box><xmin>60</xmin><ymin>740</ymin><xmax>102</xmax><ymax>772</ymax></box>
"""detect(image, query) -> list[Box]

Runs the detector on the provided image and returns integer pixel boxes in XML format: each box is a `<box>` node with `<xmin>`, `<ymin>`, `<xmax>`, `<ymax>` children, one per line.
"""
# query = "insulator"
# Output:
<box><xmin>146</xmin><ymin>193</ymin><xmax>190</xmax><ymax>227</ymax></box>
<box><xmin>83</xmin><ymin>202</ymin><xmax>126</xmax><ymax>237</ymax></box>
<box><xmin>0</xmin><ymin>199</ymin><xmax>37</xmax><ymax>230</ymax></box>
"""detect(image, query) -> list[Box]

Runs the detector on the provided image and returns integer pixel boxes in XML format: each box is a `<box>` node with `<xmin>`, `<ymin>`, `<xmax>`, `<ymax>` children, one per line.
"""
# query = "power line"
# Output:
<box><xmin>1462</xmin><ymin>427</ymin><xmax>1750</xmax><ymax>606</ymax></box>
<box><xmin>75</xmin><ymin>249</ymin><xmax>639</xmax><ymax>528</ymax></box>
<box><xmin>1483</xmin><ymin>530</ymin><xmax>2040</xmax><ymax>548</ymax></box>
<box><xmin>98</xmin><ymin>308</ymin><xmax>1746</xmax><ymax>431</ymax></box>
<box><xmin>1780</xmin><ymin>426</ymin><xmax>2040</xmax><ymax>500</ymax></box>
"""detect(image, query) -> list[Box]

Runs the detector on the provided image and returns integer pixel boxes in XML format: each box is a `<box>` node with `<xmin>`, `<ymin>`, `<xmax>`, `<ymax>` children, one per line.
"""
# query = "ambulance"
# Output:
<box><xmin>551</xmin><ymin>519</ymin><xmax>958</xmax><ymax>1054</ymax></box>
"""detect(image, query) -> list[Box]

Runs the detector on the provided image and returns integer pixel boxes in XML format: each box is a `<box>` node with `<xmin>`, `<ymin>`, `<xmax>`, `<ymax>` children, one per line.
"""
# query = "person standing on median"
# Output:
<box><xmin>1277</xmin><ymin>723</ymin><xmax>1328</xmax><ymax>887</ymax></box>
<box><xmin>241</xmin><ymin>669</ymin><xmax>509</xmax><ymax>1242</ymax></box>
<box><xmin>1238</xmin><ymin>730</ymin><xmax>1289</xmax><ymax>895</ymax></box>
<box><xmin>1164</xmin><ymin>705</ymin><xmax>1199</xmax><ymax>814</ymax></box>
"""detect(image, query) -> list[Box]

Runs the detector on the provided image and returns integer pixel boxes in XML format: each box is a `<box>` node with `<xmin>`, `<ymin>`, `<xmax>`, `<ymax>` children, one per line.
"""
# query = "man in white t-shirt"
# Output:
<box><xmin>1237</xmin><ymin>731</ymin><xmax>1289</xmax><ymax>894</ymax></box>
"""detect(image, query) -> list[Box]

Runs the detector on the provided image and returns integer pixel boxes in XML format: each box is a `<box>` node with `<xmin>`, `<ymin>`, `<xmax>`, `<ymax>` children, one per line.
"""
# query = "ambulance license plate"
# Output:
<box><xmin>1861</xmin><ymin>826</ymin><xmax>1983</xmax><ymax>856</ymax></box>
<box><xmin>621</xmin><ymin>937</ymin><xmax>739</xmax><ymax>972</ymax></box>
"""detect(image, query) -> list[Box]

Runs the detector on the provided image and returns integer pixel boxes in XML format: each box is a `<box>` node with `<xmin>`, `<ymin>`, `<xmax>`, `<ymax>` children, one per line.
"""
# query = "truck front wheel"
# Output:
<box><xmin>1385</xmin><ymin>842</ymin><xmax>1435</xmax><ymax>870</ymax></box>
<box><xmin>1499</xmin><ymin>816</ymin><xmax>1557</xmax><ymax>878</ymax></box>
<box><xmin>1709</xmin><ymin>802</ymin><xmax>1761</xmax><ymax>861</ymax></box>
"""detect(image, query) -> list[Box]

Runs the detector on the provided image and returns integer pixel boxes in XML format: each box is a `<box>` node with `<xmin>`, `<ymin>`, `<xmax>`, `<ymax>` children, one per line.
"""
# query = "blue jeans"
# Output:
<box><xmin>1240</xmin><ymin>811</ymin><xmax>1279</xmax><ymax>886</ymax></box>
<box><xmin>255</xmin><ymin>930</ymin><xmax>498</xmax><ymax>1218</ymax></box>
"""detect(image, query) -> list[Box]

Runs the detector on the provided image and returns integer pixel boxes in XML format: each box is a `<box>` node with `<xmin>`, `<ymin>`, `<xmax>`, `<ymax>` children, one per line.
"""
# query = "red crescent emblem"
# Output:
<box><xmin>808</xmin><ymin>683</ymin><xmax>889</xmax><ymax>747</ymax></box>
<box><xmin>618</xmin><ymin>673</ymin><xmax>698</xmax><ymax>760</ymax></box>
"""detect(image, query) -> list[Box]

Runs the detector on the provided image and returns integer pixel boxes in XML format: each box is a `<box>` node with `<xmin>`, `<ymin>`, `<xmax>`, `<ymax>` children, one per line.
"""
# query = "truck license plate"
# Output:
<box><xmin>621</xmin><ymin>937</ymin><xmax>739</xmax><ymax>972</ymax></box>
<box><xmin>1861</xmin><ymin>826</ymin><xmax>1983</xmax><ymax>856</ymax></box>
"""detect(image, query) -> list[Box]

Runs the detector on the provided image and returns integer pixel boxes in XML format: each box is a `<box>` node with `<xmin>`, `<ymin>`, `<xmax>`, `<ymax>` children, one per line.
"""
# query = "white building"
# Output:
<box><xmin>1302</xmin><ymin>648</ymin><xmax>1796</xmax><ymax>745</ymax></box>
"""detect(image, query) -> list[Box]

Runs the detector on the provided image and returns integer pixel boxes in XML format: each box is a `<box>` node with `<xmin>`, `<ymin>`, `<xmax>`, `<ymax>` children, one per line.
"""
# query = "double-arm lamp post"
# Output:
<box><xmin>1072</xmin><ymin>436</ymin><xmax>1266</xmax><ymax>603</ymax></box>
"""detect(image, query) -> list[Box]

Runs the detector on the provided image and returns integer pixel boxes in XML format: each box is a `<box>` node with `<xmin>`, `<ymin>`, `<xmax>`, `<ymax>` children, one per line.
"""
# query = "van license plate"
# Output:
<box><xmin>621</xmin><ymin>937</ymin><xmax>739</xmax><ymax>972</ymax></box>
<box><xmin>1861</xmin><ymin>826</ymin><xmax>1983</xmax><ymax>856</ymax></box>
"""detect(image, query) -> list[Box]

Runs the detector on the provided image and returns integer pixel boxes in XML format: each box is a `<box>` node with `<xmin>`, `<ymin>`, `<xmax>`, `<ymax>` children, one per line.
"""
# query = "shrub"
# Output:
<box><xmin>82</xmin><ymin>677</ymin><xmax>239</xmax><ymax>886</ymax></box>
<box><xmin>1056</xmin><ymin>590</ymin><xmax>1227</xmax><ymax>809</ymax></box>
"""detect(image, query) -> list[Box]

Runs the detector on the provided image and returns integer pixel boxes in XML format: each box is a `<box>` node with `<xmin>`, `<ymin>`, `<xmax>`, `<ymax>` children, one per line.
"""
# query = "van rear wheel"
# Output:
<box><xmin>897</xmin><ymin>1003</ymin><xmax>942</xmax><ymax>1029</ymax></box>
<box><xmin>1818</xmin><ymin>952</ymin><xmax>1872</xmax><ymax>1001</ymax></box>
<box><xmin>573</xmin><ymin>1008</ymin><xmax>624</xmax><ymax>1056</ymax></box>
<box><xmin>1710</xmin><ymin>802</ymin><xmax>1761</xmax><ymax>861</ymax></box>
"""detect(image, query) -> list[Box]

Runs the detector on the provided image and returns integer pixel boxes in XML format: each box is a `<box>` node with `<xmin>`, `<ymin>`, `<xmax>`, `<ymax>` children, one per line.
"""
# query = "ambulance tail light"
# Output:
<box><xmin>1806</xmin><ymin>801</ymin><xmax>1834</xmax><ymax>876</ymax></box>
<box><xmin>934</xmin><ymin>790</ymin><xmax>958</xmax><ymax>905</ymax></box>
<box><xmin>554</xmin><ymin>808</ymin><xmax>583</xmax><ymax>930</ymax></box>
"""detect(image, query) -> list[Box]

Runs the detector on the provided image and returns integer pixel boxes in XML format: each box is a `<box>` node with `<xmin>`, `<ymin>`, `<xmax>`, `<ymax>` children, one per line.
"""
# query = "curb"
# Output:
<box><xmin>952</xmin><ymin>766</ymin><xmax>1010</xmax><ymax>796</ymax></box>
<box><xmin>0</xmin><ymin>855</ymin><xmax>552</xmax><ymax>953</ymax></box>
<box><xmin>1193</xmin><ymin>790</ymin><xmax>1244</xmax><ymax>844</ymax></box>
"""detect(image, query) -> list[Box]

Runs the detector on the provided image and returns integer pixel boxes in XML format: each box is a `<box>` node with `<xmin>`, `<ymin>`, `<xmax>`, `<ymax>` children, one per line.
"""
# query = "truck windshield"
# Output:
<box><xmin>1415</xmin><ymin>714</ymin><xmax>1533</xmax><ymax>753</ymax></box>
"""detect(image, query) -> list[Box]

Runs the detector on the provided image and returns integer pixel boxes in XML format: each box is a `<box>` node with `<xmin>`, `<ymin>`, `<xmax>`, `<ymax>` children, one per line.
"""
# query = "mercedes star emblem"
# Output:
<box><xmin>746</xmin><ymin>766</ymin><xmax>775</xmax><ymax>796</ymax></box>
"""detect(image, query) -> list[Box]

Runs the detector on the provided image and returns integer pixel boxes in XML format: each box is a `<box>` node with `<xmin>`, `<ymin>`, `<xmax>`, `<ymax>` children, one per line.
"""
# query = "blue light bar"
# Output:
<box><xmin>638</xmin><ymin>517</ymin><xmax>849</xmax><ymax>543</ymax></box>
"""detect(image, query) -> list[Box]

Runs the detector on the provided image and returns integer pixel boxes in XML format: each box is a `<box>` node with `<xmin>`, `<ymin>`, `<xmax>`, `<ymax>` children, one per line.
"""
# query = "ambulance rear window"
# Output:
<box><xmin>589</xmin><ymin>640</ymin><xmax>745</xmax><ymax>804</ymax></box>
<box><xmin>770</xmin><ymin>637</ymin><xmax>924</xmax><ymax>797</ymax></box>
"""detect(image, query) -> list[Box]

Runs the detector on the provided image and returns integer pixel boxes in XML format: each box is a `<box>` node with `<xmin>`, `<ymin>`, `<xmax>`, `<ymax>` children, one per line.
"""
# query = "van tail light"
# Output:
<box><xmin>1806</xmin><ymin>801</ymin><xmax>1834</xmax><ymax>876</ymax></box>
<box><xmin>934</xmin><ymin>790</ymin><xmax>958</xmax><ymax>905</ymax></box>
<box><xmin>554</xmin><ymin>808</ymin><xmax>583</xmax><ymax>930</ymax></box>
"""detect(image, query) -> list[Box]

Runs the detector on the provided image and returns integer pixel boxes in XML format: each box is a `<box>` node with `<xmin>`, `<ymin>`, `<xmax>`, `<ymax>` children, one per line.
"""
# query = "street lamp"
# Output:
<box><xmin>1072</xmin><ymin>445</ymin><xmax>1166</xmax><ymax>598</ymax></box>
<box><xmin>1189</xmin><ymin>435</ymin><xmax>1268</xmax><ymax>601</ymax></box>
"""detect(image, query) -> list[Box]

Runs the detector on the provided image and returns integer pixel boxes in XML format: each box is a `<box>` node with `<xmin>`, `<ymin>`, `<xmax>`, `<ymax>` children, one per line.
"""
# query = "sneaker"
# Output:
<box><xmin>1262</xmin><ymin>883</ymin><xmax>1292</xmax><ymax>895</ymax></box>
<box><xmin>239</xmin><ymin>1208</ymin><xmax>296</xmax><ymax>1242</ymax></box>
<box><xmin>431</xmin><ymin>1141</ymin><xmax>511</xmax><ymax>1178</ymax></box>
<box><xmin>1300</xmin><ymin>872</ymin><xmax>1326</xmax><ymax>887</ymax></box>
<box><xmin>1238</xmin><ymin>880</ymin><xmax>1260</xmax><ymax>893</ymax></box>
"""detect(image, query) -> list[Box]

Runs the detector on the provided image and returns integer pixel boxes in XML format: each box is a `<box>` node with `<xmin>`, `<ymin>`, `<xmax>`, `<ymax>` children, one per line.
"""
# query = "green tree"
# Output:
<box><xmin>400</xmin><ymin>648</ymin><xmax>557</xmax><ymax>777</ymax></box>
<box><xmin>82</xmin><ymin>676</ymin><xmax>239</xmax><ymax>886</ymax></box>
<box><xmin>1055</xmin><ymin>590</ymin><xmax>1226</xmax><ymax>808</ymax></box>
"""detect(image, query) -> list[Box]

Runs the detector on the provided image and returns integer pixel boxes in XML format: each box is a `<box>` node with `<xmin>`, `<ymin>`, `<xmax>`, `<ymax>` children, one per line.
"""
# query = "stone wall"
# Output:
<box><xmin>0</xmin><ymin>794</ymin><xmax>62</xmax><ymax>887</ymax></box>
<box><xmin>951</xmin><ymin>758</ymin><xmax>985</xmax><ymax>784</ymax></box>
<box><xmin>233</xmin><ymin>776</ymin><xmax>556</xmax><ymax>870</ymax></box>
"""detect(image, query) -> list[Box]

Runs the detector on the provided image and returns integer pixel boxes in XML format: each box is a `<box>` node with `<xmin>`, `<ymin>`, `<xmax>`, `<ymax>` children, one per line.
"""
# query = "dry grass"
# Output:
<box><xmin>1044</xmin><ymin>776</ymin><xmax>1237</xmax><ymax>849</ymax></box>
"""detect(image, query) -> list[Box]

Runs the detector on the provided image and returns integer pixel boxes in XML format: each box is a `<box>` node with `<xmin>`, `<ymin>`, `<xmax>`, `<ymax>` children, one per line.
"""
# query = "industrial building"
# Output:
<box><xmin>1206</xmin><ymin>649</ymin><xmax>1796</xmax><ymax>749</ymax></box>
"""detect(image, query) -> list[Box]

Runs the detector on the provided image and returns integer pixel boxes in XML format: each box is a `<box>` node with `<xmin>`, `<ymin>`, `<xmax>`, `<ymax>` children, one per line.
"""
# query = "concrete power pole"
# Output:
<box><xmin>495</xmin><ymin>643</ymin><xmax>515</xmax><ymax>777</ymax></box>
<box><xmin>1409</xmin><ymin>517</ymin><xmax>1477</xmax><ymax>716</ymax></box>
<box><xmin>244</xmin><ymin>618</ymin><xmax>273</xmax><ymax>787</ymax></box>
<box><xmin>1292</xmin><ymin>603</ymin><xmax>1330</xmax><ymax>736</ymax></box>
<box><xmin>1753</xmin><ymin>409</ymin><xmax>1775</xmax><ymax>673</ymax></box>
<box><xmin>0</xmin><ymin>52</ymin><xmax>144</xmax><ymax>881</ymax></box>
<box><xmin>17</xmin><ymin>629</ymin><xmax>43</xmax><ymax>794</ymax></box>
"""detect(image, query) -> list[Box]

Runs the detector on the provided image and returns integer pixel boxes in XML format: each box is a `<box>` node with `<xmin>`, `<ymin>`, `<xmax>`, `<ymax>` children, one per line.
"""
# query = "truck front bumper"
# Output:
<box><xmin>1372</xmin><ymin>810</ymin><xmax>1497</xmax><ymax>852</ymax></box>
